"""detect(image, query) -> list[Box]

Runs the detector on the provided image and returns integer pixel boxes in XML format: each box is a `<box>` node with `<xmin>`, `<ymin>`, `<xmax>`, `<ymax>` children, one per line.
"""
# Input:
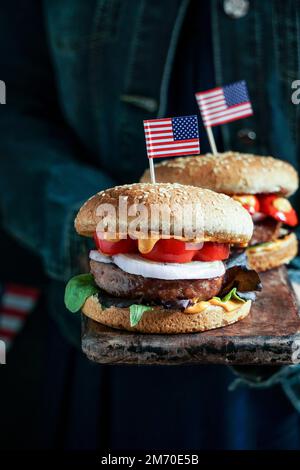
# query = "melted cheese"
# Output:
<box><xmin>137</xmin><ymin>236</ymin><xmax>205</xmax><ymax>253</ymax></box>
<box><xmin>184</xmin><ymin>301</ymin><xmax>211</xmax><ymax>314</ymax></box>
<box><xmin>247</xmin><ymin>236</ymin><xmax>289</xmax><ymax>254</ymax></box>
<box><xmin>137</xmin><ymin>238</ymin><xmax>159</xmax><ymax>254</ymax></box>
<box><xmin>232</xmin><ymin>194</ymin><xmax>257</xmax><ymax>206</ymax></box>
<box><xmin>102</xmin><ymin>235</ymin><xmax>241</xmax><ymax>253</ymax></box>
<box><xmin>210</xmin><ymin>298</ymin><xmax>244</xmax><ymax>311</ymax></box>
<box><xmin>106</xmin><ymin>236</ymin><xmax>206</xmax><ymax>254</ymax></box>
<box><xmin>184</xmin><ymin>298</ymin><xmax>244</xmax><ymax>314</ymax></box>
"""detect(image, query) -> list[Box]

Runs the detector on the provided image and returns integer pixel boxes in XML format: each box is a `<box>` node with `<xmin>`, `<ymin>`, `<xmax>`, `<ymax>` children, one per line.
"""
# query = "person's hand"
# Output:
<box><xmin>230</xmin><ymin>277</ymin><xmax>300</xmax><ymax>386</ymax></box>
<box><xmin>230</xmin><ymin>365</ymin><xmax>282</xmax><ymax>385</ymax></box>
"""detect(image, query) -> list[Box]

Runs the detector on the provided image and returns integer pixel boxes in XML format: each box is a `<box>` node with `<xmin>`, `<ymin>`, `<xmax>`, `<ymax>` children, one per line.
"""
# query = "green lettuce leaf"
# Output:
<box><xmin>64</xmin><ymin>274</ymin><xmax>99</xmax><ymax>313</ymax></box>
<box><xmin>64</xmin><ymin>274</ymin><xmax>152</xmax><ymax>325</ymax></box>
<box><xmin>213</xmin><ymin>287</ymin><xmax>245</xmax><ymax>304</ymax></box>
<box><xmin>129</xmin><ymin>304</ymin><xmax>152</xmax><ymax>327</ymax></box>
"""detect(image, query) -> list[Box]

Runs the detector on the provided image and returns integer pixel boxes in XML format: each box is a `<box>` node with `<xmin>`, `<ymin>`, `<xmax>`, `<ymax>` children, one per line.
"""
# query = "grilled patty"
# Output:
<box><xmin>250</xmin><ymin>217</ymin><xmax>281</xmax><ymax>246</ymax></box>
<box><xmin>90</xmin><ymin>260</ymin><xmax>224</xmax><ymax>302</ymax></box>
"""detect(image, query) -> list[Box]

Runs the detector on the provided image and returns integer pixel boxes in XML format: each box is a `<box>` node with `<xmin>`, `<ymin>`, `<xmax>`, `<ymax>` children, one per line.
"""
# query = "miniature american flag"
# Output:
<box><xmin>143</xmin><ymin>115</ymin><xmax>200</xmax><ymax>159</ymax></box>
<box><xmin>196</xmin><ymin>80</ymin><xmax>253</xmax><ymax>127</ymax></box>
<box><xmin>0</xmin><ymin>283</ymin><xmax>40</xmax><ymax>350</ymax></box>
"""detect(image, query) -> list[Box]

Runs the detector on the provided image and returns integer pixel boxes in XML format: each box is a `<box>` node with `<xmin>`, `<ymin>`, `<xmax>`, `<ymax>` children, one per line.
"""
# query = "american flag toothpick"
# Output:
<box><xmin>144</xmin><ymin>116</ymin><xmax>200</xmax><ymax>158</ymax></box>
<box><xmin>195</xmin><ymin>80</ymin><xmax>253</xmax><ymax>155</ymax></box>
<box><xmin>143</xmin><ymin>115</ymin><xmax>200</xmax><ymax>183</ymax></box>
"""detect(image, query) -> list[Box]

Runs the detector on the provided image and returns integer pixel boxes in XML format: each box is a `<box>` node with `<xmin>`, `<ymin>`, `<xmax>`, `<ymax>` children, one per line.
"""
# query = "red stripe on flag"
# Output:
<box><xmin>205</xmin><ymin>110</ymin><xmax>253</xmax><ymax>127</ymax></box>
<box><xmin>199</xmin><ymin>102</ymin><xmax>226</xmax><ymax>112</ymax></box>
<box><xmin>146</xmin><ymin>138</ymin><xmax>198</xmax><ymax>147</ymax></box>
<box><xmin>196</xmin><ymin>94</ymin><xmax>224</xmax><ymax>105</ymax></box>
<box><xmin>150</xmin><ymin>149</ymin><xmax>200</xmax><ymax>159</ymax></box>
<box><xmin>5</xmin><ymin>283</ymin><xmax>40</xmax><ymax>299</ymax></box>
<box><xmin>148</xmin><ymin>143</ymin><xmax>200</xmax><ymax>151</ymax></box>
<box><xmin>147</xmin><ymin>147</ymin><xmax>200</xmax><ymax>155</ymax></box>
<box><xmin>143</xmin><ymin>118</ymin><xmax>172</xmax><ymax>124</ymax></box>
<box><xmin>0</xmin><ymin>307</ymin><xmax>30</xmax><ymax>319</ymax></box>
<box><xmin>203</xmin><ymin>104</ymin><xmax>252</xmax><ymax>122</ymax></box>
<box><xmin>195</xmin><ymin>86</ymin><xmax>222</xmax><ymax>96</ymax></box>
<box><xmin>203</xmin><ymin>101</ymin><xmax>251</xmax><ymax>118</ymax></box>
<box><xmin>0</xmin><ymin>328</ymin><xmax>16</xmax><ymax>339</ymax></box>
<box><xmin>144</xmin><ymin>123</ymin><xmax>171</xmax><ymax>129</ymax></box>
<box><xmin>144</xmin><ymin>130</ymin><xmax>172</xmax><ymax>135</ymax></box>
<box><xmin>145</xmin><ymin>137</ymin><xmax>173</xmax><ymax>142</ymax></box>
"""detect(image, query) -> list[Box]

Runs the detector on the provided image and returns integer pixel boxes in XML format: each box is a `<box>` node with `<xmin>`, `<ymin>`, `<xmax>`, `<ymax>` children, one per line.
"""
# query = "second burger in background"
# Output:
<box><xmin>141</xmin><ymin>152</ymin><xmax>299</xmax><ymax>272</ymax></box>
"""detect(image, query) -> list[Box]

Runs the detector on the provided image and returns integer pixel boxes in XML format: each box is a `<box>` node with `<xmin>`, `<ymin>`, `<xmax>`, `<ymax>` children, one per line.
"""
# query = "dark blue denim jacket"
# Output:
<box><xmin>0</xmin><ymin>0</ymin><xmax>300</xmax><ymax>410</ymax></box>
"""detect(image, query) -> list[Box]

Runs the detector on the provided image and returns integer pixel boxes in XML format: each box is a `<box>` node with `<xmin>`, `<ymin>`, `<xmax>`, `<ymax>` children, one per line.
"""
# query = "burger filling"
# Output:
<box><xmin>94</xmin><ymin>235</ymin><xmax>231</xmax><ymax>263</ymax></box>
<box><xmin>65</xmin><ymin>235</ymin><xmax>261</xmax><ymax>327</ymax></box>
<box><xmin>250</xmin><ymin>217</ymin><xmax>282</xmax><ymax>245</ymax></box>
<box><xmin>232</xmin><ymin>194</ymin><xmax>298</xmax><ymax>250</ymax></box>
<box><xmin>89</xmin><ymin>257</ymin><xmax>224</xmax><ymax>301</ymax></box>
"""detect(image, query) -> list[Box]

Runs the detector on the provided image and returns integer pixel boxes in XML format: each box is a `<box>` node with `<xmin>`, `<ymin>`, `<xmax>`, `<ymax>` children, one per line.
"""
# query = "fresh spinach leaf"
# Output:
<box><xmin>129</xmin><ymin>304</ymin><xmax>152</xmax><ymax>327</ymax></box>
<box><xmin>213</xmin><ymin>287</ymin><xmax>245</xmax><ymax>303</ymax></box>
<box><xmin>64</xmin><ymin>274</ymin><xmax>99</xmax><ymax>313</ymax></box>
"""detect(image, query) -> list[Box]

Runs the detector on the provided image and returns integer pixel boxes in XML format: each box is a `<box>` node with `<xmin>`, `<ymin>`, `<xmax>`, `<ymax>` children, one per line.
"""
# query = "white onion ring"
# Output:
<box><xmin>112</xmin><ymin>253</ymin><xmax>225</xmax><ymax>280</ymax></box>
<box><xmin>89</xmin><ymin>250</ymin><xmax>112</xmax><ymax>264</ymax></box>
<box><xmin>89</xmin><ymin>249</ymin><xmax>225</xmax><ymax>280</ymax></box>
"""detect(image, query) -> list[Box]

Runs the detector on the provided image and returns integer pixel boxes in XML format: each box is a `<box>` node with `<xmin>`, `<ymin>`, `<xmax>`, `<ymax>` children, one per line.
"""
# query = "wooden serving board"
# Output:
<box><xmin>81</xmin><ymin>266</ymin><xmax>300</xmax><ymax>365</ymax></box>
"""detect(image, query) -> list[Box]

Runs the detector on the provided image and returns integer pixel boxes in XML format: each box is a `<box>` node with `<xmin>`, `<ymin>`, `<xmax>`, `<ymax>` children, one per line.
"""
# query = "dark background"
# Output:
<box><xmin>0</xmin><ymin>0</ymin><xmax>300</xmax><ymax>451</ymax></box>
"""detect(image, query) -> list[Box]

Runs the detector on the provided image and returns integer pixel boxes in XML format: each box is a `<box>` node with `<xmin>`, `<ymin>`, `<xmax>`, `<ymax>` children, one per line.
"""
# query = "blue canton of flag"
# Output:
<box><xmin>143</xmin><ymin>115</ymin><xmax>200</xmax><ymax>159</ymax></box>
<box><xmin>223</xmin><ymin>81</ymin><xmax>250</xmax><ymax>107</ymax></box>
<box><xmin>172</xmin><ymin>115</ymin><xmax>199</xmax><ymax>141</ymax></box>
<box><xmin>196</xmin><ymin>80</ymin><xmax>253</xmax><ymax>127</ymax></box>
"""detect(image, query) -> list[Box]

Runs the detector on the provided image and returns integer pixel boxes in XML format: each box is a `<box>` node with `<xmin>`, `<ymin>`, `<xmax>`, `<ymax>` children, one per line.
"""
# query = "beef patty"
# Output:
<box><xmin>90</xmin><ymin>260</ymin><xmax>224</xmax><ymax>302</ymax></box>
<box><xmin>250</xmin><ymin>217</ymin><xmax>281</xmax><ymax>246</ymax></box>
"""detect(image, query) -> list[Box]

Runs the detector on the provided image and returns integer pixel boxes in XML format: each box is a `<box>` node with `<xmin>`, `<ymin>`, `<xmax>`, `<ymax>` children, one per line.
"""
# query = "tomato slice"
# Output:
<box><xmin>193</xmin><ymin>242</ymin><xmax>230</xmax><ymax>262</ymax></box>
<box><xmin>142</xmin><ymin>239</ymin><xmax>229</xmax><ymax>263</ymax></box>
<box><xmin>141</xmin><ymin>239</ymin><xmax>198</xmax><ymax>263</ymax></box>
<box><xmin>94</xmin><ymin>233</ymin><xmax>230</xmax><ymax>263</ymax></box>
<box><xmin>232</xmin><ymin>195</ymin><xmax>260</xmax><ymax>215</ymax></box>
<box><xmin>259</xmin><ymin>195</ymin><xmax>298</xmax><ymax>227</ymax></box>
<box><xmin>94</xmin><ymin>234</ymin><xmax>137</xmax><ymax>255</ymax></box>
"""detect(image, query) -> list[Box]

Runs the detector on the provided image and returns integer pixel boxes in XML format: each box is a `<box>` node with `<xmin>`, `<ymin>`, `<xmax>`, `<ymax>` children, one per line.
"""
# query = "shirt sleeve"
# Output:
<box><xmin>0</xmin><ymin>1</ymin><xmax>116</xmax><ymax>281</ymax></box>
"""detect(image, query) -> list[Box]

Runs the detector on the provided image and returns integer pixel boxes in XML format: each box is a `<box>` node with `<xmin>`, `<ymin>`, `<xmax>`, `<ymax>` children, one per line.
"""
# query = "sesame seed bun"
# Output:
<box><xmin>140</xmin><ymin>152</ymin><xmax>299</xmax><ymax>197</ymax></box>
<box><xmin>82</xmin><ymin>295</ymin><xmax>251</xmax><ymax>334</ymax></box>
<box><xmin>75</xmin><ymin>182</ymin><xmax>253</xmax><ymax>246</ymax></box>
<box><xmin>247</xmin><ymin>232</ymin><xmax>298</xmax><ymax>272</ymax></box>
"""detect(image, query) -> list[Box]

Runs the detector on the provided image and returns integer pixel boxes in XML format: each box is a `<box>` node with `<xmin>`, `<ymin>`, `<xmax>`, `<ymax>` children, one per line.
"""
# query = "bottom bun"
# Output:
<box><xmin>247</xmin><ymin>232</ymin><xmax>298</xmax><ymax>272</ymax></box>
<box><xmin>82</xmin><ymin>295</ymin><xmax>251</xmax><ymax>334</ymax></box>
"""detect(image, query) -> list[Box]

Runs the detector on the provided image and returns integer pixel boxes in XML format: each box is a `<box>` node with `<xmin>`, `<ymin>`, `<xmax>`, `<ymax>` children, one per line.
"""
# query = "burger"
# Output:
<box><xmin>64</xmin><ymin>183</ymin><xmax>261</xmax><ymax>334</ymax></box>
<box><xmin>141</xmin><ymin>152</ymin><xmax>299</xmax><ymax>272</ymax></box>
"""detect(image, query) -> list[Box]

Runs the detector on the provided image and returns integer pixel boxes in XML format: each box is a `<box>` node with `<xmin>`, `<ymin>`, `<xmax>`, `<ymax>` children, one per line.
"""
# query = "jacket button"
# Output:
<box><xmin>223</xmin><ymin>0</ymin><xmax>249</xmax><ymax>19</ymax></box>
<box><xmin>237</xmin><ymin>128</ymin><xmax>256</xmax><ymax>145</ymax></box>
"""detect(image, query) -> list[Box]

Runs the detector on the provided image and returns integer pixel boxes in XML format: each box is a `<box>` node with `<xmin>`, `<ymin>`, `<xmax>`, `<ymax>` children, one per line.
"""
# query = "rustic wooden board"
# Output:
<box><xmin>81</xmin><ymin>266</ymin><xmax>300</xmax><ymax>365</ymax></box>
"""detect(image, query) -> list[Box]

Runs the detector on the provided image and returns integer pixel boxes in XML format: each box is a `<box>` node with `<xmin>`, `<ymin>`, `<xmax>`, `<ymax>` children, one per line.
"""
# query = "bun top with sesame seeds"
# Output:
<box><xmin>140</xmin><ymin>151</ymin><xmax>299</xmax><ymax>197</ymax></box>
<box><xmin>75</xmin><ymin>182</ymin><xmax>253</xmax><ymax>246</ymax></box>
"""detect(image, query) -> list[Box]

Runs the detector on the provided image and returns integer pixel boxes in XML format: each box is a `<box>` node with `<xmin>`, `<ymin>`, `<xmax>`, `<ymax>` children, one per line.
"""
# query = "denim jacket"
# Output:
<box><xmin>0</xmin><ymin>0</ymin><xmax>300</xmax><ymax>409</ymax></box>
